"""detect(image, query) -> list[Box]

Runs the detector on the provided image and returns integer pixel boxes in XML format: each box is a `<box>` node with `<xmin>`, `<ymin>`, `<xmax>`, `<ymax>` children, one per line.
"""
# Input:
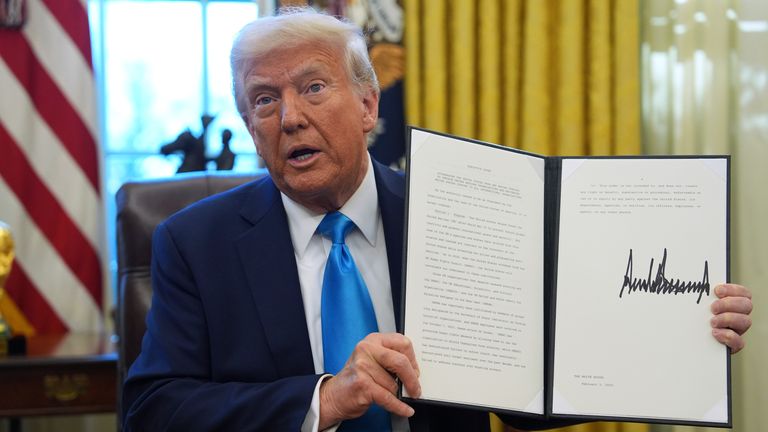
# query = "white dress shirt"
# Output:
<box><xmin>282</xmin><ymin>156</ymin><xmax>408</xmax><ymax>432</ymax></box>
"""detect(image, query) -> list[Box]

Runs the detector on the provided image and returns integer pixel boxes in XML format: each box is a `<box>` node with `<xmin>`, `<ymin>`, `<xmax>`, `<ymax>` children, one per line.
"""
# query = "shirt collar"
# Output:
<box><xmin>281</xmin><ymin>154</ymin><xmax>379</xmax><ymax>258</ymax></box>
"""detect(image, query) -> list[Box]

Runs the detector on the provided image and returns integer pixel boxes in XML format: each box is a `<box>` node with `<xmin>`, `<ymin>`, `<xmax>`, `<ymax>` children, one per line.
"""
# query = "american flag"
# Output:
<box><xmin>0</xmin><ymin>0</ymin><xmax>104</xmax><ymax>334</ymax></box>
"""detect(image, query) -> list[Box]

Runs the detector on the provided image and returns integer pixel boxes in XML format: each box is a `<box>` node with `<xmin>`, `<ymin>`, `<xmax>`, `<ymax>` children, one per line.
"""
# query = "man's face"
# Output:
<box><xmin>243</xmin><ymin>42</ymin><xmax>379</xmax><ymax>212</ymax></box>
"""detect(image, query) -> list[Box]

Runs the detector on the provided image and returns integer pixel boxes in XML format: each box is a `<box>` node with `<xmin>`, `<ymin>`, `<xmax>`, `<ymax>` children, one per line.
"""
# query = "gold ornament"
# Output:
<box><xmin>0</xmin><ymin>222</ymin><xmax>13</xmax><ymax>349</ymax></box>
<box><xmin>0</xmin><ymin>222</ymin><xmax>14</xmax><ymax>292</ymax></box>
<box><xmin>370</xmin><ymin>43</ymin><xmax>404</xmax><ymax>91</ymax></box>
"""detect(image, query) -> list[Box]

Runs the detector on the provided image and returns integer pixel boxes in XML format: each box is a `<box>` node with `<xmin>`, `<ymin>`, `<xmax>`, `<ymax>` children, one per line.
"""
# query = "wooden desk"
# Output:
<box><xmin>0</xmin><ymin>333</ymin><xmax>117</xmax><ymax>417</ymax></box>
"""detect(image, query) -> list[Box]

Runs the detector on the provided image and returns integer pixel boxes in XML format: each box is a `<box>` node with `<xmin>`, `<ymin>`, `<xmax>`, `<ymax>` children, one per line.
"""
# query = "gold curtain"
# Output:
<box><xmin>642</xmin><ymin>1</ymin><xmax>768</xmax><ymax>432</ymax></box>
<box><xmin>405</xmin><ymin>0</ymin><xmax>640</xmax><ymax>157</ymax></box>
<box><xmin>406</xmin><ymin>1</ymin><xmax>643</xmax><ymax>432</ymax></box>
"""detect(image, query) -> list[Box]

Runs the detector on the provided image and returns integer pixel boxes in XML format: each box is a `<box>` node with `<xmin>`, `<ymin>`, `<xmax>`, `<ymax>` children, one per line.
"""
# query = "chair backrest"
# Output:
<box><xmin>115</xmin><ymin>172</ymin><xmax>262</xmax><ymax>390</ymax></box>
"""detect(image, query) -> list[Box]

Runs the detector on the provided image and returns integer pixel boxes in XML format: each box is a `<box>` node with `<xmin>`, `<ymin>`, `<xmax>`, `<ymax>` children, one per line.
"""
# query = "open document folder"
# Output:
<box><xmin>401</xmin><ymin>127</ymin><xmax>730</xmax><ymax>428</ymax></box>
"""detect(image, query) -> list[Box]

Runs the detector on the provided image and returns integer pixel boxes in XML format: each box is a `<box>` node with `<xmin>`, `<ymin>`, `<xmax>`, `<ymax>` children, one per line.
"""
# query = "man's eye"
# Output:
<box><xmin>255</xmin><ymin>96</ymin><xmax>274</xmax><ymax>106</ymax></box>
<box><xmin>308</xmin><ymin>83</ymin><xmax>324</xmax><ymax>93</ymax></box>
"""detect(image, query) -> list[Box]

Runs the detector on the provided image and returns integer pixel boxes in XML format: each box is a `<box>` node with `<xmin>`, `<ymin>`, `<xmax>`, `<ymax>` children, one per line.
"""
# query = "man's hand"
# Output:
<box><xmin>318</xmin><ymin>333</ymin><xmax>422</xmax><ymax>430</ymax></box>
<box><xmin>711</xmin><ymin>283</ymin><xmax>753</xmax><ymax>353</ymax></box>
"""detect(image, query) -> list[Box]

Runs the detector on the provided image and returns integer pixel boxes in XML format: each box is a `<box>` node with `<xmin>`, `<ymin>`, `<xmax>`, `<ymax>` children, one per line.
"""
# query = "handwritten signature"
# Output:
<box><xmin>620</xmin><ymin>248</ymin><xmax>710</xmax><ymax>304</ymax></box>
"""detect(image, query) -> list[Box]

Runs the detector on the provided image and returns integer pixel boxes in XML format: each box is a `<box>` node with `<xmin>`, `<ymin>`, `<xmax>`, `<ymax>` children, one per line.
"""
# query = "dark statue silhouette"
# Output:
<box><xmin>160</xmin><ymin>115</ymin><xmax>236</xmax><ymax>173</ymax></box>
<box><xmin>215</xmin><ymin>129</ymin><xmax>236</xmax><ymax>170</ymax></box>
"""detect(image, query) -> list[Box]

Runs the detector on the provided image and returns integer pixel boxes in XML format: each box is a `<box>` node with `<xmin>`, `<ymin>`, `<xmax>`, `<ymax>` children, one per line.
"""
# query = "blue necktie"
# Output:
<box><xmin>318</xmin><ymin>211</ymin><xmax>391</xmax><ymax>432</ymax></box>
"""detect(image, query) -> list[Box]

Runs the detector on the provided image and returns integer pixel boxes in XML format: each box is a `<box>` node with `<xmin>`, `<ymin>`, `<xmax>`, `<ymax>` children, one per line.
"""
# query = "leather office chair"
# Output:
<box><xmin>115</xmin><ymin>171</ymin><xmax>262</xmax><ymax>408</ymax></box>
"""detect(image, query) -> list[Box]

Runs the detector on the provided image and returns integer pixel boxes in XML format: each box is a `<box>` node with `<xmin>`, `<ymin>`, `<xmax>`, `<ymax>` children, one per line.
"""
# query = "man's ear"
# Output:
<box><xmin>361</xmin><ymin>88</ymin><xmax>380</xmax><ymax>133</ymax></box>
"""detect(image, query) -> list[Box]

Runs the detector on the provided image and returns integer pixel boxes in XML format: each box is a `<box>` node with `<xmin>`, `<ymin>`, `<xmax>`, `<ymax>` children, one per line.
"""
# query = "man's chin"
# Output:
<box><xmin>280</xmin><ymin>179</ymin><xmax>340</xmax><ymax>211</ymax></box>
<box><xmin>278</xmin><ymin>166</ymin><xmax>363</xmax><ymax>211</ymax></box>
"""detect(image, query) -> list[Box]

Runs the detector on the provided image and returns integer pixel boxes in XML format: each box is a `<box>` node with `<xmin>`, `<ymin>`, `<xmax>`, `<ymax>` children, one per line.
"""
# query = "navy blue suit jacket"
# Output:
<box><xmin>123</xmin><ymin>159</ymin><xmax>565</xmax><ymax>431</ymax></box>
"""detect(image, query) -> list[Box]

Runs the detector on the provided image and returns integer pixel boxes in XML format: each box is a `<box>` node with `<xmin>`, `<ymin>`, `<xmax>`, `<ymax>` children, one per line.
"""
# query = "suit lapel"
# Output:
<box><xmin>235</xmin><ymin>177</ymin><xmax>315</xmax><ymax>377</ymax></box>
<box><xmin>231</xmin><ymin>162</ymin><xmax>405</xmax><ymax>376</ymax></box>
<box><xmin>373</xmin><ymin>160</ymin><xmax>406</xmax><ymax>332</ymax></box>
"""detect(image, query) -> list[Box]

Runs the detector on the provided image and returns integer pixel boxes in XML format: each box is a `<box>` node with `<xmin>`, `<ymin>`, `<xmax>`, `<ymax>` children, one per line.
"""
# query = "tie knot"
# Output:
<box><xmin>317</xmin><ymin>211</ymin><xmax>355</xmax><ymax>244</ymax></box>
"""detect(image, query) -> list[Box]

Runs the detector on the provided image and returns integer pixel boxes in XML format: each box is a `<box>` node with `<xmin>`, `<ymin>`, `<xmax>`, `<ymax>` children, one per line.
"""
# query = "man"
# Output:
<box><xmin>123</xmin><ymin>8</ymin><xmax>753</xmax><ymax>431</ymax></box>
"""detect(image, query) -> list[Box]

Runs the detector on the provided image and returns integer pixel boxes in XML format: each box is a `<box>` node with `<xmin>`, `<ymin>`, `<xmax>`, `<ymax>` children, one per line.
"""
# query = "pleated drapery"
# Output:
<box><xmin>642</xmin><ymin>1</ymin><xmax>768</xmax><ymax>432</ymax></box>
<box><xmin>405</xmin><ymin>0</ymin><xmax>641</xmax><ymax>157</ymax></box>
<box><xmin>405</xmin><ymin>2</ymin><xmax>645</xmax><ymax>432</ymax></box>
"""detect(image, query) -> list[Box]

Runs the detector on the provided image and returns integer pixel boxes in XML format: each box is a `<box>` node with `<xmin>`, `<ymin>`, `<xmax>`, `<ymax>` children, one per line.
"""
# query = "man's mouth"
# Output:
<box><xmin>289</xmin><ymin>148</ymin><xmax>319</xmax><ymax>162</ymax></box>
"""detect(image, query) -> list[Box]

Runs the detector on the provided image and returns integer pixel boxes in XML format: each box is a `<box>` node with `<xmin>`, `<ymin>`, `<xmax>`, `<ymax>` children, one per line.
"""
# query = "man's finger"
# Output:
<box><xmin>711</xmin><ymin>312</ymin><xmax>752</xmax><ymax>335</ymax></box>
<box><xmin>714</xmin><ymin>283</ymin><xmax>752</xmax><ymax>299</ymax></box>
<box><xmin>375</xmin><ymin>333</ymin><xmax>420</xmax><ymax>377</ymax></box>
<box><xmin>367</xmin><ymin>343</ymin><xmax>421</xmax><ymax>398</ymax></box>
<box><xmin>370</xmin><ymin>385</ymin><xmax>416</xmax><ymax>417</ymax></box>
<box><xmin>711</xmin><ymin>296</ymin><xmax>753</xmax><ymax>315</ymax></box>
<box><xmin>712</xmin><ymin>328</ymin><xmax>745</xmax><ymax>354</ymax></box>
<box><xmin>365</xmin><ymin>362</ymin><xmax>400</xmax><ymax>395</ymax></box>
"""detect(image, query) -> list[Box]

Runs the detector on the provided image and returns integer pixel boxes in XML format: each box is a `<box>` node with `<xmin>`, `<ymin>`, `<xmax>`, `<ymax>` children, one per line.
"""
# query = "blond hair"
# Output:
<box><xmin>230</xmin><ymin>7</ymin><xmax>379</xmax><ymax>119</ymax></box>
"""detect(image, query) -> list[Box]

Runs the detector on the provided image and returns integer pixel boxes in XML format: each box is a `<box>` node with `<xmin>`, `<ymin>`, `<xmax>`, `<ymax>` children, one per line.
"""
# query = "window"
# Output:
<box><xmin>88</xmin><ymin>0</ymin><xmax>263</xmax><ymax>285</ymax></box>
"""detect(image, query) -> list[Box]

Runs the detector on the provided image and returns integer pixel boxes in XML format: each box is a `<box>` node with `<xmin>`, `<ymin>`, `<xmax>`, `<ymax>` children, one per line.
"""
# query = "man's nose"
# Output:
<box><xmin>280</xmin><ymin>92</ymin><xmax>308</xmax><ymax>133</ymax></box>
